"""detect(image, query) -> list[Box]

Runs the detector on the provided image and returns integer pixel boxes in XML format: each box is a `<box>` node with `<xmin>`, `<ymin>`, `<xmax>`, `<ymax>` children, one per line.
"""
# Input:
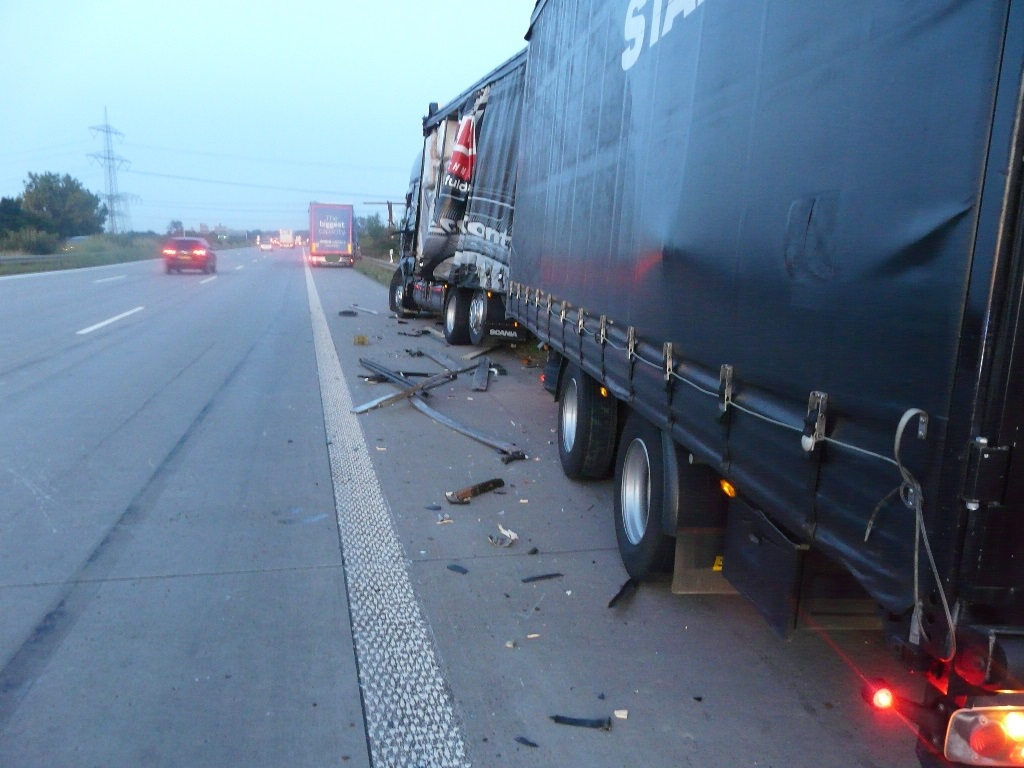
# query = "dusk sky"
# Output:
<box><xmin>0</xmin><ymin>1</ymin><xmax>534</xmax><ymax>234</ymax></box>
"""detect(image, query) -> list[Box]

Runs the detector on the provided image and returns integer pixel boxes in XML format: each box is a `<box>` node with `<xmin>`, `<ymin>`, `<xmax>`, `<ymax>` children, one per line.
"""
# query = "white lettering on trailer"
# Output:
<box><xmin>622</xmin><ymin>0</ymin><xmax>705</xmax><ymax>71</ymax></box>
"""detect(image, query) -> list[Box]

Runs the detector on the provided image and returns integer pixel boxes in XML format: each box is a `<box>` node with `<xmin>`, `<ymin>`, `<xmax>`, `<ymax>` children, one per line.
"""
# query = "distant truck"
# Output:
<box><xmin>278</xmin><ymin>229</ymin><xmax>295</xmax><ymax>249</ymax></box>
<box><xmin>307</xmin><ymin>203</ymin><xmax>355</xmax><ymax>266</ymax></box>
<box><xmin>389</xmin><ymin>50</ymin><xmax>527</xmax><ymax>345</ymax></box>
<box><xmin>508</xmin><ymin>2</ymin><xmax>1024</xmax><ymax>766</ymax></box>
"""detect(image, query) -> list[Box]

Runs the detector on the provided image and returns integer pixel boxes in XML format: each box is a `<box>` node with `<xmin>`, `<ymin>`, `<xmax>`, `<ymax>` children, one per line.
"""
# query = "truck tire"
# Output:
<box><xmin>614</xmin><ymin>411</ymin><xmax>676</xmax><ymax>579</ymax></box>
<box><xmin>444</xmin><ymin>288</ymin><xmax>472</xmax><ymax>345</ymax></box>
<box><xmin>557</xmin><ymin>363</ymin><xmax>618</xmax><ymax>480</ymax></box>
<box><xmin>469</xmin><ymin>290</ymin><xmax>492</xmax><ymax>346</ymax></box>
<box><xmin>389</xmin><ymin>269</ymin><xmax>413</xmax><ymax>318</ymax></box>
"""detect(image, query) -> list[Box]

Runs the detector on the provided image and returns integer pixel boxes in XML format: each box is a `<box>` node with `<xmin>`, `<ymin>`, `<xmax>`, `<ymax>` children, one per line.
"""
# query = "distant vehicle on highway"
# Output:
<box><xmin>161</xmin><ymin>237</ymin><xmax>217</xmax><ymax>274</ymax></box>
<box><xmin>259</xmin><ymin>241</ymin><xmax>272</xmax><ymax>252</ymax></box>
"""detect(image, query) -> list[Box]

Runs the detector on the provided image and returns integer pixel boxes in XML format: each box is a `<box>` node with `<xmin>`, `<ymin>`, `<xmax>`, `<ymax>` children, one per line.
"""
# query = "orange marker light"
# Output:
<box><xmin>720</xmin><ymin>479</ymin><xmax>737</xmax><ymax>498</ymax></box>
<box><xmin>599</xmin><ymin>386</ymin><xmax>609</xmax><ymax>398</ymax></box>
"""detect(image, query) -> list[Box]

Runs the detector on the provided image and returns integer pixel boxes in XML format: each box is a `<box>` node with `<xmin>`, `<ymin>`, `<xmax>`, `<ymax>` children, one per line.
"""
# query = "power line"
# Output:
<box><xmin>124</xmin><ymin>168</ymin><xmax>398</xmax><ymax>198</ymax></box>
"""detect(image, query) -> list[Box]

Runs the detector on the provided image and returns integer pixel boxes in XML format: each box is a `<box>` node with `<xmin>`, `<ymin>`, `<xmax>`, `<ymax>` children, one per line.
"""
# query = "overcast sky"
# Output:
<box><xmin>0</xmin><ymin>1</ymin><xmax>533</xmax><ymax>234</ymax></box>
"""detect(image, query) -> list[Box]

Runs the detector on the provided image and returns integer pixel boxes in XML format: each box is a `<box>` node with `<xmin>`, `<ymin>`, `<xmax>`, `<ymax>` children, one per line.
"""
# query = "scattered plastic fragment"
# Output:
<box><xmin>447</xmin><ymin>564</ymin><xmax>469</xmax><ymax>575</ymax></box>
<box><xmin>488</xmin><ymin>524</ymin><xmax>519</xmax><ymax>548</ymax></box>
<box><xmin>522</xmin><ymin>572</ymin><xmax>563</xmax><ymax>584</ymax></box>
<box><xmin>446</xmin><ymin>477</ymin><xmax>505</xmax><ymax>505</ymax></box>
<box><xmin>549</xmin><ymin>715</ymin><xmax>612</xmax><ymax>731</ymax></box>
<box><xmin>614</xmin><ymin>710</ymin><xmax>628</xmax><ymax>720</ymax></box>
<box><xmin>527</xmin><ymin>547</ymin><xmax>539</xmax><ymax>556</ymax></box>
<box><xmin>353</xmin><ymin>335</ymin><xmax>369</xmax><ymax>346</ymax></box>
<box><xmin>515</xmin><ymin>736</ymin><xmax>539</xmax><ymax>748</ymax></box>
<box><xmin>425</xmin><ymin>503</ymin><xmax>442</xmax><ymax>511</ymax></box>
<box><xmin>505</xmin><ymin>640</ymin><xmax>516</xmax><ymax>649</ymax></box>
<box><xmin>436</xmin><ymin>514</ymin><xmax>453</xmax><ymax>525</ymax></box>
<box><xmin>607</xmin><ymin>577</ymin><xmax>639</xmax><ymax>608</ymax></box>
<box><xmin>351</xmin><ymin>304</ymin><xmax>379</xmax><ymax>315</ymax></box>
<box><xmin>338</xmin><ymin>310</ymin><xmax>358</xmax><ymax>317</ymax></box>
<box><xmin>526</xmin><ymin>633</ymin><xmax>540</xmax><ymax>639</ymax></box>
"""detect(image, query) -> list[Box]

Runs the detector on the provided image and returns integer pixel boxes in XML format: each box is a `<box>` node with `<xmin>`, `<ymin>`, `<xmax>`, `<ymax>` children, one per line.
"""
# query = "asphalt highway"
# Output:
<box><xmin>0</xmin><ymin>247</ymin><xmax>922</xmax><ymax>767</ymax></box>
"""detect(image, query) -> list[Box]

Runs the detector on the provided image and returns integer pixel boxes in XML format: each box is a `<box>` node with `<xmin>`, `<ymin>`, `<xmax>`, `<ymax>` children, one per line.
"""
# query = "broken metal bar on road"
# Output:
<box><xmin>350</xmin><ymin>370</ymin><xmax>455</xmax><ymax>414</ymax></box>
<box><xmin>358</xmin><ymin>358</ymin><xmax>527</xmax><ymax>462</ymax></box>
<box><xmin>472</xmin><ymin>357</ymin><xmax>491</xmax><ymax>391</ymax></box>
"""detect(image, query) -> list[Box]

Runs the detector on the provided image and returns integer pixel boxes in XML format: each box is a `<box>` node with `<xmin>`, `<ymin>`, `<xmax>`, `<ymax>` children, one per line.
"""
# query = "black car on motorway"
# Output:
<box><xmin>161</xmin><ymin>237</ymin><xmax>217</xmax><ymax>274</ymax></box>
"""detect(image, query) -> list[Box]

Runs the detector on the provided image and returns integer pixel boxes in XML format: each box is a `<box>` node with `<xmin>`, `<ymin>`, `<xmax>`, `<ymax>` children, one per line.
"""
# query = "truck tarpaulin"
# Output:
<box><xmin>511</xmin><ymin>0</ymin><xmax>1024</xmax><ymax>677</ymax></box>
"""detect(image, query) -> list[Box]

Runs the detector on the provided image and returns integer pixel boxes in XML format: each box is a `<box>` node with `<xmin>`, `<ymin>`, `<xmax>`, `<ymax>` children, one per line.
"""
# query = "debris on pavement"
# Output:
<box><xmin>515</xmin><ymin>736</ymin><xmax>539</xmax><ymax>748</ymax></box>
<box><xmin>447</xmin><ymin>564</ymin><xmax>469</xmax><ymax>575</ymax></box>
<box><xmin>351</xmin><ymin>370</ymin><xmax>455</xmax><ymax>414</ymax></box>
<box><xmin>338</xmin><ymin>309</ymin><xmax>358</xmax><ymax>317</ymax></box>
<box><xmin>472</xmin><ymin>357</ymin><xmax>491</xmax><ymax>391</ymax></box>
<box><xmin>607</xmin><ymin>577</ymin><xmax>640</xmax><ymax>609</ymax></box>
<box><xmin>353</xmin><ymin>335</ymin><xmax>369</xmax><ymax>346</ymax></box>
<box><xmin>522</xmin><ymin>572</ymin><xmax>563</xmax><ymax>584</ymax></box>
<box><xmin>351</xmin><ymin>304</ymin><xmax>379</xmax><ymax>315</ymax></box>
<box><xmin>397</xmin><ymin>329</ymin><xmax>430</xmax><ymax>337</ymax></box>
<box><xmin>446</xmin><ymin>477</ymin><xmax>505</xmax><ymax>505</ymax></box>
<box><xmin>436</xmin><ymin>514</ymin><xmax>453</xmax><ymax>525</ymax></box>
<box><xmin>526</xmin><ymin>633</ymin><xmax>540</xmax><ymax>639</ymax></box>
<box><xmin>527</xmin><ymin>547</ymin><xmax>539</xmax><ymax>555</ymax></box>
<box><xmin>359</xmin><ymin>358</ymin><xmax>527</xmax><ymax>463</ymax></box>
<box><xmin>614</xmin><ymin>710</ymin><xmax>629</xmax><ymax>720</ymax></box>
<box><xmin>463</xmin><ymin>344</ymin><xmax>504</xmax><ymax>360</ymax></box>
<box><xmin>505</xmin><ymin>640</ymin><xmax>516</xmax><ymax>649</ymax></box>
<box><xmin>425</xmin><ymin>503</ymin><xmax>442</xmax><ymax>511</ymax></box>
<box><xmin>488</xmin><ymin>524</ymin><xmax>519</xmax><ymax>548</ymax></box>
<box><xmin>549</xmin><ymin>715</ymin><xmax>612</xmax><ymax>731</ymax></box>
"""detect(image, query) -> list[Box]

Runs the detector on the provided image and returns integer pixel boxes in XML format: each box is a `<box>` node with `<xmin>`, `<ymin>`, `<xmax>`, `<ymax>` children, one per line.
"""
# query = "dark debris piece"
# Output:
<box><xmin>425</xmin><ymin>503</ymin><xmax>443</xmax><ymax>511</ymax></box>
<box><xmin>338</xmin><ymin>310</ymin><xmax>358</xmax><ymax>316</ymax></box>
<box><xmin>515</xmin><ymin>736</ymin><xmax>539</xmax><ymax>748</ymax></box>
<box><xmin>607</xmin><ymin>577</ymin><xmax>640</xmax><ymax>608</ymax></box>
<box><xmin>549</xmin><ymin>715</ymin><xmax>612</xmax><ymax>731</ymax></box>
<box><xmin>521</xmin><ymin>572</ymin><xmax>563</xmax><ymax>584</ymax></box>
<box><xmin>527</xmin><ymin>547</ymin><xmax>539</xmax><ymax>556</ymax></box>
<box><xmin>447</xmin><ymin>564</ymin><xmax>469</xmax><ymax>575</ymax></box>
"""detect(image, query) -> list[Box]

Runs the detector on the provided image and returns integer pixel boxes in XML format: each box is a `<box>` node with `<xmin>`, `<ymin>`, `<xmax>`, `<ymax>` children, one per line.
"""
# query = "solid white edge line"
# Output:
<box><xmin>304</xmin><ymin>263</ymin><xmax>469</xmax><ymax>767</ymax></box>
<box><xmin>75</xmin><ymin>306</ymin><xmax>144</xmax><ymax>335</ymax></box>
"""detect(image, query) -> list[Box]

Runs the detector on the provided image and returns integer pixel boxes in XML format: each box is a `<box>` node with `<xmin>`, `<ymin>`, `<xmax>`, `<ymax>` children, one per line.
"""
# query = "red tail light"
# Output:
<box><xmin>192</xmin><ymin>248</ymin><xmax>207</xmax><ymax>256</ymax></box>
<box><xmin>161</xmin><ymin>248</ymin><xmax>176</xmax><ymax>256</ymax></box>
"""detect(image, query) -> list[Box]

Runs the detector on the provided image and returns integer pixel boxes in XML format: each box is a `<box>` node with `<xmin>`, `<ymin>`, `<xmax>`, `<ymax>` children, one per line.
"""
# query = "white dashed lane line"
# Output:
<box><xmin>93</xmin><ymin>275</ymin><xmax>126</xmax><ymax>284</ymax></box>
<box><xmin>235</xmin><ymin>265</ymin><xmax>244</xmax><ymax>271</ymax></box>
<box><xmin>200</xmin><ymin>275</ymin><xmax>217</xmax><ymax>285</ymax></box>
<box><xmin>75</xmin><ymin>306</ymin><xmax>145</xmax><ymax>335</ymax></box>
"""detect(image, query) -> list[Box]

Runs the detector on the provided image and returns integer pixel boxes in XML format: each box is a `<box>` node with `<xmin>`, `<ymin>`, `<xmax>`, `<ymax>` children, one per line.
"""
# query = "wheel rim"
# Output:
<box><xmin>393</xmin><ymin>282</ymin><xmax>404</xmax><ymax>309</ymax></box>
<box><xmin>620</xmin><ymin>438</ymin><xmax>651</xmax><ymax>546</ymax></box>
<box><xmin>560</xmin><ymin>378</ymin><xmax>579</xmax><ymax>454</ymax></box>
<box><xmin>445</xmin><ymin>295</ymin><xmax>456</xmax><ymax>332</ymax></box>
<box><xmin>469</xmin><ymin>292</ymin><xmax>486</xmax><ymax>337</ymax></box>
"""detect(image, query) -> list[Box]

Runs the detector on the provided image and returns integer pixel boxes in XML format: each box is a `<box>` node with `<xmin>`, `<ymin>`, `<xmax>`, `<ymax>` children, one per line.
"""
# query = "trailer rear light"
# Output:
<box><xmin>946</xmin><ymin>706</ymin><xmax>1024</xmax><ymax>765</ymax></box>
<box><xmin>192</xmin><ymin>248</ymin><xmax>207</xmax><ymax>256</ymax></box>
<box><xmin>720</xmin><ymin>479</ymin><xmax>737</xmax><ymax>498</ymax></box>
<box><xmin>161</xmin><ymin>248</ymin><xmax>176</xmax><ymax>256</ymax></box>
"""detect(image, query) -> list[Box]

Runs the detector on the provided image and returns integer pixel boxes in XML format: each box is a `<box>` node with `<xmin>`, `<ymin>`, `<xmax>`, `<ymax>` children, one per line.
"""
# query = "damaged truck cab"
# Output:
<box><xmin>390</xmin><ymin>50</ymin><xmax>528</xmax><ymax>346</ymax></box>
<box><xmin>507</xmin><ymin>1</ymin><xmax>1024</xmax><ymax>766</ymax></box>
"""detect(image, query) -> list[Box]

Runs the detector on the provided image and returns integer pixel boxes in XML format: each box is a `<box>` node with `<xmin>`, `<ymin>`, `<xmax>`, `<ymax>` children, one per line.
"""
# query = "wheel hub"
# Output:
<box><xmin>621</xmin><ymin>438</ymin><xmax>651</xmax><ymax>545</ymax></box>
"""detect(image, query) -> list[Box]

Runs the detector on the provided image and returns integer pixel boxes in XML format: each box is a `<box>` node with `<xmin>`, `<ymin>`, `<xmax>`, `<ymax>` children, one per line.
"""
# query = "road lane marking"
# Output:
<box><xmin>93</xmin><ymin>275</ymin><xmax>127</xmax><ymax>284</ymax></box>
<box><xmin>305</xmin><ymin>265</ymin><xmax>469</xmax><ymax>767</ymax></box>
<box><xmin>235</xmin><ymin>265</ymin><xmax>244</xmax><ymax>271</ymax></box>
<box><xmin>200</xmin><ymin>275</ymin><xmax>217</xmax><ymax>285</ymax></box>
<box><xmin>75</xmin><ymin>306</ymin><xmax>144</xmax><ymax>335</ymax></box>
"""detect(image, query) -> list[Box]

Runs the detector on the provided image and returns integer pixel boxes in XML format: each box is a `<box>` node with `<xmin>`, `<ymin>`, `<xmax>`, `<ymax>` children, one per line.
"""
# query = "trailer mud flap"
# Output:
<box><xmin>723</xmin><ymin>499</ymin><xmax>809</xmax><ymax>637</ymax></box>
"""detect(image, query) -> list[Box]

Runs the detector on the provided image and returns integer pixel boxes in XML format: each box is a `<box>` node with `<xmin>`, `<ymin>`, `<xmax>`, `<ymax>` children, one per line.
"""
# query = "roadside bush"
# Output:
<box><xmin>0</xmin><ymin>226</ymin><xmax>60</xmax><ymax>255</ymax></box>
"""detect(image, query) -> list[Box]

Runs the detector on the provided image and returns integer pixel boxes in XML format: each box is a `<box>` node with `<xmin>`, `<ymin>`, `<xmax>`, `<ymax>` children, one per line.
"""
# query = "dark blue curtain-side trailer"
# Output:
<box><xmin>507</xmin><ymin>1</ymin><xmax>1024</xmax><ymax>765</ymax></box>
<box><xmin>389</xmin><ymin>50</ymin><xmax>528</xmax><ymax>346</ymax></box>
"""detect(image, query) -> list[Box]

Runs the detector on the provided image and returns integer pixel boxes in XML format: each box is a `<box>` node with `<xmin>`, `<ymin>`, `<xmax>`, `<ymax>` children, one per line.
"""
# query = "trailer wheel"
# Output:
<box><xmin>444</xmin><ymin>288</ymin><xmax>472</xmax><ymax>345</ymax></box>
<box><xmin>614</xmin><ymin>411</ymin><xmax>675</xmax><ymax>578</ymax></box>
<box><xmin>557</xmin><ymin>364</ymin><xmax>618</xmax><ymax>480</ymax></box>
<box><xmin>389</xmin><ymin>269</ymin><xmax>414</xmax><ymax>318</ymax></box>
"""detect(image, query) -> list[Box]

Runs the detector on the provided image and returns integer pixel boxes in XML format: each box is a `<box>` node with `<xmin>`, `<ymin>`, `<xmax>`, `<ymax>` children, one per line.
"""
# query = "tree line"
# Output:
<box><xmin>0</xmin><ymin>173</ymin><xmax>107</xmax><ymax>254</ymax></box>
